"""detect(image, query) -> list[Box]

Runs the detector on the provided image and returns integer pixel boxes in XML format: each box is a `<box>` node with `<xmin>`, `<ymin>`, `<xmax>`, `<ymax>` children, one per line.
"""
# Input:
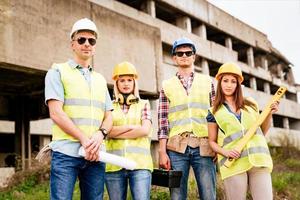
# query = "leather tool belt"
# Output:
<box><xmin>167</xmin><ymin>132</ymin><xmax>215</xmax><ymax>157</ymax></box>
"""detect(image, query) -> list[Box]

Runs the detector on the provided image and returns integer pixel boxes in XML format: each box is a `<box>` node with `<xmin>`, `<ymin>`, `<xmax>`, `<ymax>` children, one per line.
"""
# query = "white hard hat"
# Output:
<box><xmin>70</xmin><ymin>18</ymin><xmax>98</xmax><ymax>39</ymax></box>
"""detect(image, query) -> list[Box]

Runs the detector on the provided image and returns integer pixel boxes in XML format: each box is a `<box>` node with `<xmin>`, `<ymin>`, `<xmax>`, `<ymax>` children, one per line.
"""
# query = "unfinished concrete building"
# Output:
<box><xmin>0</xmin><ymin>0</ymin><xmax>299</xmax><ymax>183</ymax></box>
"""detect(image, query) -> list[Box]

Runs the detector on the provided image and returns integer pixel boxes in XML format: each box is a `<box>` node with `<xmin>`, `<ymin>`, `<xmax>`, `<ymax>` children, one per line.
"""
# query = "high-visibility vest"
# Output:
<box><xmin>163</xmin><ymin>73</ymin><xmax>211</xmax><ymax>138</ymax></box>
<box><xmin>51</xmin><ymin>62</ymin><xmax>106</xmax><ymax>141</ymax></box>
<box><xmin>105</xmin><ymin>99</ymin><xmax>153</xmax><ymax>172</ymax></box>
<box><xmin>212</xmin><ymin>104</ymin><xmax>273</xmax><ymax>180</ymax></box>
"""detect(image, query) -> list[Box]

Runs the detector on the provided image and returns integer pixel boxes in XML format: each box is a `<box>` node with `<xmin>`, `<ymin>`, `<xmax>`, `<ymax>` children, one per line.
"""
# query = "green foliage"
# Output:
<box><xmin>285</xmin><ymin>158</ymin><xmax>300</xmax><ymax>169</ymax></box>
<box><xmin>150</xmin><ymin>187</ymin><xmax>170</xmax><ymax>200</ymax></box>
<box><xmin>0</xmin><ymin>177</ymin><xmax>49</xmax><ymax>200</ymax></box>
<box><xmin>272</xmin><ymin>172</ymin><xmax>300</xmax><ymax>192</ymax></box>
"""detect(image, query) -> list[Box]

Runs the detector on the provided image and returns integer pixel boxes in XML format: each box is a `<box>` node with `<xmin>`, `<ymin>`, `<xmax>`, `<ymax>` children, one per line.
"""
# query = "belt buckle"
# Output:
<box><xmin>180</xmin><ymin>132</ymin><xmax>196</xmax><ymax>137</ymax></box>
<box><xmin>181</xmin><ymin>132</ymin><xmax>191</xmax><ymax>138</ymax></box>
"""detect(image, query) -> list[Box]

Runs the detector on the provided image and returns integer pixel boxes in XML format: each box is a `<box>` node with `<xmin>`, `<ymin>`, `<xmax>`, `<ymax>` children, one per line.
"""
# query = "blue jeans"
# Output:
<box><xmin>168</xmin><ymin>146</ymin><xmax>216</xmax><ymax>200</ymax></box>
<box><xmin>50</xmin><ymin>151</ymin><xmax>106</xmax><ymax>200</ymax></box>
<box><xmin>105</xmin><ymin>169</ymin><xmax>151</xmax><ymax>200</ymax></box>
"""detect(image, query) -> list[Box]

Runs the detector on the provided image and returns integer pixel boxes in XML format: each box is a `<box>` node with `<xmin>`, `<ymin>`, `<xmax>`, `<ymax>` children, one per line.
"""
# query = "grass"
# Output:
<box><xmin>0</xmin><ymin>146</ymin><xmax>300</xmax><ymax>200</ymax></box>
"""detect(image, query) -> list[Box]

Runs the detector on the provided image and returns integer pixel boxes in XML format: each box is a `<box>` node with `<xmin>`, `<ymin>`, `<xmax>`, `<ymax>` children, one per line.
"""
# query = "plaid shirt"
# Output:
<box><xmin>120</xmin><ymin>102</ymin><xmax>152</xmax><ymax>121</ymax></box>
<box><xmin>157</xmin><ymin>72</ymin><xmax>215</xmax><ymax>139</ymax></box>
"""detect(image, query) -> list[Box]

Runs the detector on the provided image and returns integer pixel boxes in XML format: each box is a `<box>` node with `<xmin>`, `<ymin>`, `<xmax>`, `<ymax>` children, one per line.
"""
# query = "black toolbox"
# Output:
<box><xmin>151</xmin><ymin>169</ymin><xmax>182</xmax><ymax>188</ymax></box>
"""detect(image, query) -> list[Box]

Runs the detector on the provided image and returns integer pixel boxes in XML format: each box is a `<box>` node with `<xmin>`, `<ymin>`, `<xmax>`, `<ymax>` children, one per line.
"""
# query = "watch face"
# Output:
<box><xmin>101</xmin><ymin>128</ymin><xmax>107</xmax><ymax>135</ymax></box>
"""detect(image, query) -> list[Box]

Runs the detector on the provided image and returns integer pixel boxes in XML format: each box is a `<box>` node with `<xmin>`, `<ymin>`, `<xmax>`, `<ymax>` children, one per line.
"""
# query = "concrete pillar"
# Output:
<box><xmin>277</xmin><ymin>63</ymin><xmax>284</xmax><ymax>79</ymax></box>
<box><xmin>263</xmin><ymin>82</ymin><xmax>271</xmax><ymax>94</ymax></box>
<box><xmin>283</xmin><ymin>117</ymin><xmax>289</xmax><ymax>129</ymax></box>
<box><xmin>250</xmin><ymin>77</ymin><xmax>257</xmax><ymax>90</ymax></box>
<box><xmin>142</xmin><ymin>0</ymin><xmax>156</xmax><ymax>18</ymax></box>
<box><xmin>176</xmin><ymin>16</ymin><xmax>192</xmax><ymax>33</ymax></box>
<box><xmin>39</xmin><ymin>136</ymin><xmax>51</xmax><ymax>149</ymax></box>
<box><xmin>201</xmin><ymin>58</ymin><xmax>209</xmax><ymax>75</ymax></box>
<box><xmin>247</xmin><ymin>47</ymin><xmax>255</xmax><ymax>67</ymax></box>
<box><xmin>14</xmin><ymin>96</ymin><xmax>30</xmax><ymax>170</ymax></box>
<box><xmin>193</xmin><ymin>24</ymin><xmax>207</xmax><ymax>40</ymax></box>
<box><xmin>270</xmin><ymin>116</ymin><xmax>274</xmax><ymax>127</ymax></box>
<box><xmin>225</xmin><ymin>37</ymin><xmax>232</xmax><ymax>50</ymax></box>
<box><xmin>261</xmin><ymin>55</ymin><xmax>268</xmax><ymax>70</ymax></box>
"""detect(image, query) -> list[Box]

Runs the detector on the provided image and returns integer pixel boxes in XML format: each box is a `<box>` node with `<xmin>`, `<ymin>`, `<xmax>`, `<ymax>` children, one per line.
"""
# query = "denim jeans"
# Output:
<box><xmin>168</xmin><ymin>146</ymin><xmax>216</xmax><ymax>200</ymax></box>
<box><xmin>105</xmin><ymin>169</ymin><xmax>151</xmax><ymax>200</ymax></box>
<box><xmin>50</xmin><ymin>151</ymin><xmax>106</xmax><ymax>200</ymax></box>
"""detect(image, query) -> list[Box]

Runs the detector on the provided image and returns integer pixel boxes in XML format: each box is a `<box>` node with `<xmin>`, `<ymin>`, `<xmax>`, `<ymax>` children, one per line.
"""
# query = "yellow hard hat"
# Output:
<box><xmin>215</xmin><ymin>62</ymin><xmax>244</xmax><ymax>83</ymax></box>
<box><xmin>112</xmin><ymin>61</ymin><xmax>138</xmax><ymax>80</ymax></box>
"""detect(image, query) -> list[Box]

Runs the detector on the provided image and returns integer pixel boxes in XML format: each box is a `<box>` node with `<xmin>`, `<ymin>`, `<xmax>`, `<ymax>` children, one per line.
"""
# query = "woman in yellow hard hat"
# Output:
<box><xmin>105</xmin><ymin>61</ymin><xmax>153</xmax><ymax>200</ymax></box>
<box><xmin>206</xmin><ymin>62</ymin><xmax>279</xmax><ymax>200</ymax></box>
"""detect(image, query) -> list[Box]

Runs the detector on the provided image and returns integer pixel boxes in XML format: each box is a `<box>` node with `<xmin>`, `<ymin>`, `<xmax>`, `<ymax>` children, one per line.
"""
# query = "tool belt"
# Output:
<box><xmin>167</xmin><ymin>132</ymin><xmax>215</xmax><ymax>157</ymax></box>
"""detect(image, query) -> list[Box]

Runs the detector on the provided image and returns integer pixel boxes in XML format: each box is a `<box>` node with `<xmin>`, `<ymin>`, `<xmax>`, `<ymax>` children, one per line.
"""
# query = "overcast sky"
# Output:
<box><xmin>208</xmin><ymin>0</ymin><xmax>300</xmax><ymax>84</ymax></box>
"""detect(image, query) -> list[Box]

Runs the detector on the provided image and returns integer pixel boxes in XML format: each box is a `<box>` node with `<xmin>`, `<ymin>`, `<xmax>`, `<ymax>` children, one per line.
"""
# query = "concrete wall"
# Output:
<box><xmin>91</xmin><ymin>4</ymin><xmax>160</xmax><ymax>92</ymax></box>
<box><xmin>0</xmin><ymin>167</ymin><xmax>14</xmax><ymax>187</ymax></box>
<box><xmin>266</xmin><ymin>127</ymin><xmax>300</xmax><ymax>150</ymax></box>
<box><xmin>159</xmin><ymin>0</ymin><xmax>270</xmax><ymax>51</ymax></box>
<box><xmin>0</xmin><ymin>0</ymin><xmax>161</xmax><ymax>93</ymax></box>
<box><xmin>243</xmin><ymin>87</ymin><xmax>300</xmax><ymax>119</ymax></box>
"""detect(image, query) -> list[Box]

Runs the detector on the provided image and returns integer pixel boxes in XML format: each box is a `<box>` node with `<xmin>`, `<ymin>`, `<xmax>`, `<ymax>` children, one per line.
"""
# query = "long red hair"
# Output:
<box><xmin>212</xmin><ymin>74</ymin><xmax>257</xmax><ymax>114</ymax></box>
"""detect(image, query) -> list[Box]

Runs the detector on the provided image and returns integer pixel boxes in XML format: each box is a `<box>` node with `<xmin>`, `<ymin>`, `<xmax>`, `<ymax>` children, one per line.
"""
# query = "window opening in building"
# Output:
<box><xmin>232</xmin><ymin>38</ymin><xmax>248</xmax><ymax>64</ymax></box>
<box><xmin>206</xmin><ymin>25</ymin><xmax>225</xmax><ymax>46</ymax></box>
<box><xmin>272</xmin><ymin>114</ymin><xmax>284</xmax><ymax>128</ymax></box>
<box><xmin>207</xmin><ymin>60</ymin><xmax>221</xmax><ymax>78</ymax></box>
<box><xmin>155</xmin><ymin>3</ymin><xmax>177</xmax><ymax>25</ymax></box>
<box><xmin>256</xmin><ymin>77</ymin><xmax>265</xmax><ymax>92</ymax></box>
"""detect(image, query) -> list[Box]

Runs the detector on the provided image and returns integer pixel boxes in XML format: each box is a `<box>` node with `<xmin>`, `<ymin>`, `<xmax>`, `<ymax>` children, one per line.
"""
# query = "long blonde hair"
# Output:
<box><xmin>113</xmin><ymin>75</ymin><xmax>140</xmax><ymax>101</ymax></box>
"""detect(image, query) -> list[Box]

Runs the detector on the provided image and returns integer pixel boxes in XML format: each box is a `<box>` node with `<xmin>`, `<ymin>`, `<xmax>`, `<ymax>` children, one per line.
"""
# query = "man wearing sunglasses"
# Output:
<box><xmin>157</xmin><ymin>37</ymin><xmax>216</xmax><ymax>200</ymax></box>
<box><xmin>44</xmin><ymin>18</ymin><xmax>113</xmax><ymax>200</ymax></box>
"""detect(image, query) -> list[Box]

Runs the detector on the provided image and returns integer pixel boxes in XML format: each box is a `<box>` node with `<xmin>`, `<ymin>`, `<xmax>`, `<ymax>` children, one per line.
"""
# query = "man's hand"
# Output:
<box><xmin>159</xmin><ymin>151</ymin><xmax>171</xmax><ymax>170</ymax></box>
<box><xmin>81</xmin><ymin>131</ymin><xmax>104</xmax><ymax>161</ymax></box>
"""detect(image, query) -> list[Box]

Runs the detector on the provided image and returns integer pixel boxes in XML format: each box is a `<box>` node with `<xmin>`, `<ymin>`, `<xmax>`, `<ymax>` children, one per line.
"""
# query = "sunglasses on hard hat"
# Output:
<box><xmin>175</xmin><ymin>51</ymin><xmax>194</xmax><ymax>57</ymax></box>
<box><xmin>74</xmin><ymin>37</ymin><xmax>97</xmax><ymax>46</ymax></box>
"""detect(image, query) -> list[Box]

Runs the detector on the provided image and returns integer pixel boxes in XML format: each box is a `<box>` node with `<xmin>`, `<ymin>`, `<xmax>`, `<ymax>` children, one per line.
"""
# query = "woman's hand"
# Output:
<box><xmin>270</xmin><ymin>101</ymin><xmax>279</xmax><ymax>114</ymax></box>
<box><xmin>224</xmin><ymin>149</ymin><xmax>240</xmax><ymax>159</ymax></box>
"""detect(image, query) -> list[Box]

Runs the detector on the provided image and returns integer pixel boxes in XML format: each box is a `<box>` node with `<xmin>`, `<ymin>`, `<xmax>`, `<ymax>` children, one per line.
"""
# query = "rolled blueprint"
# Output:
<box><xmin>78</xmin><ymin>147</ymin><xmax>137</xmax><ymax>170</ymax></box>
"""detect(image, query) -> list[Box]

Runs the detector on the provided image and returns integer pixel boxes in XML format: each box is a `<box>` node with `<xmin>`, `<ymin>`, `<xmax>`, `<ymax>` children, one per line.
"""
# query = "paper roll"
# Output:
<box><xmin>78</xmin><ymin>147</ymin><xmax>137</xmax><ymax>170</ymax></box>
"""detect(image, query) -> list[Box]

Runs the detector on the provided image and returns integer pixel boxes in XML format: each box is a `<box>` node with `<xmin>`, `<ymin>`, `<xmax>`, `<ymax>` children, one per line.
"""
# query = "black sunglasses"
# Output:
<box><xmin>174</xmin><ymin>51</ymin><xmax>194</xmax><ymax>57</ymax></box>
<box><xmin>75</xmin><ymin>37</ymin><xmax>97</xmax><ymax>46</ymax></box>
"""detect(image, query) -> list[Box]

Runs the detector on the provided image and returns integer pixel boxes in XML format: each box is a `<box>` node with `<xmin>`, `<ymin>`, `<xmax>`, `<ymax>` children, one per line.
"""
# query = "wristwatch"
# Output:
<box><xmin>99</xmin><ymin>128</ymin><xmax>108</xmax><ymax>139</ymax></box>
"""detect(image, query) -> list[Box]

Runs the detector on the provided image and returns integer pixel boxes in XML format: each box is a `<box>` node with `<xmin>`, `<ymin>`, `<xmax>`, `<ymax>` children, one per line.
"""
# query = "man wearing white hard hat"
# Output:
<box><xmin>44</xmin><ymin>18</ymin><xmax>113</xmax><ymax>200</ymax></box>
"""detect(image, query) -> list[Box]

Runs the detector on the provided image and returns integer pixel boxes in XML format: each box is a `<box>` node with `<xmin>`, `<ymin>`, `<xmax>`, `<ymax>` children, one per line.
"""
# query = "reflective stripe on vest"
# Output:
<box><xmin>163</xmin><ymin>74</ymin><xmax>211</xmax><ymax>138</ymax></box>
<box><xmin>219</xmin><ymin>146</ymin><xmax>270</xmax><ymax>166</ymax></box>
<box><xmin>105</xmin><ymin>99</ymin><xmax>153</xmax><ymax>172</ymax></box>
<box><xmin>107</xmin><ymin>146</ymin><xmax>151</xmax><ymax>156</ymax></box>
<box><xmin>222</xmin><ymin>128</ymin><xmax>264</xmax><ymax>147</ymax></box>
<box><xmin>212</xmin><ymin>104</ymin><xmax>273</xmax><ymax>180</ymax></box>
<box><xmin>65</xmin><ymin>98</ymin><xmax>105</xmax><ymax>110</ymax></box>
<box><xmin>169</xmin><ymin>117</ymin><xmax>207</xmax><ymax>129</ymax></box>
<box><xmin>51</xmin><ymin>62</ymin><xmax>106</xmax><ymax>141</ymax></box>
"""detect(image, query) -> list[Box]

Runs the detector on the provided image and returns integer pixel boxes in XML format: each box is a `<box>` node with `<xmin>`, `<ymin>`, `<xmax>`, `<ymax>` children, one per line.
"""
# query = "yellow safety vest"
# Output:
<box><xmin>51</xmin><ymin>62</ymin><xmax>106</xmax><ymax>141</ymax></box>
<box><xmin>212</xmin><ymin>104</ymin><xmax>273</xmax><ymax>180</ymax></box>
<box><xmin>105</xmin><ymin>99</ymin><xmax>153</xmax><ymax>172</ymax></box>
<box><xmin>163</xmin><ymin>73</ymin><xmax>211</xmax><ymax>138</ymax></box>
